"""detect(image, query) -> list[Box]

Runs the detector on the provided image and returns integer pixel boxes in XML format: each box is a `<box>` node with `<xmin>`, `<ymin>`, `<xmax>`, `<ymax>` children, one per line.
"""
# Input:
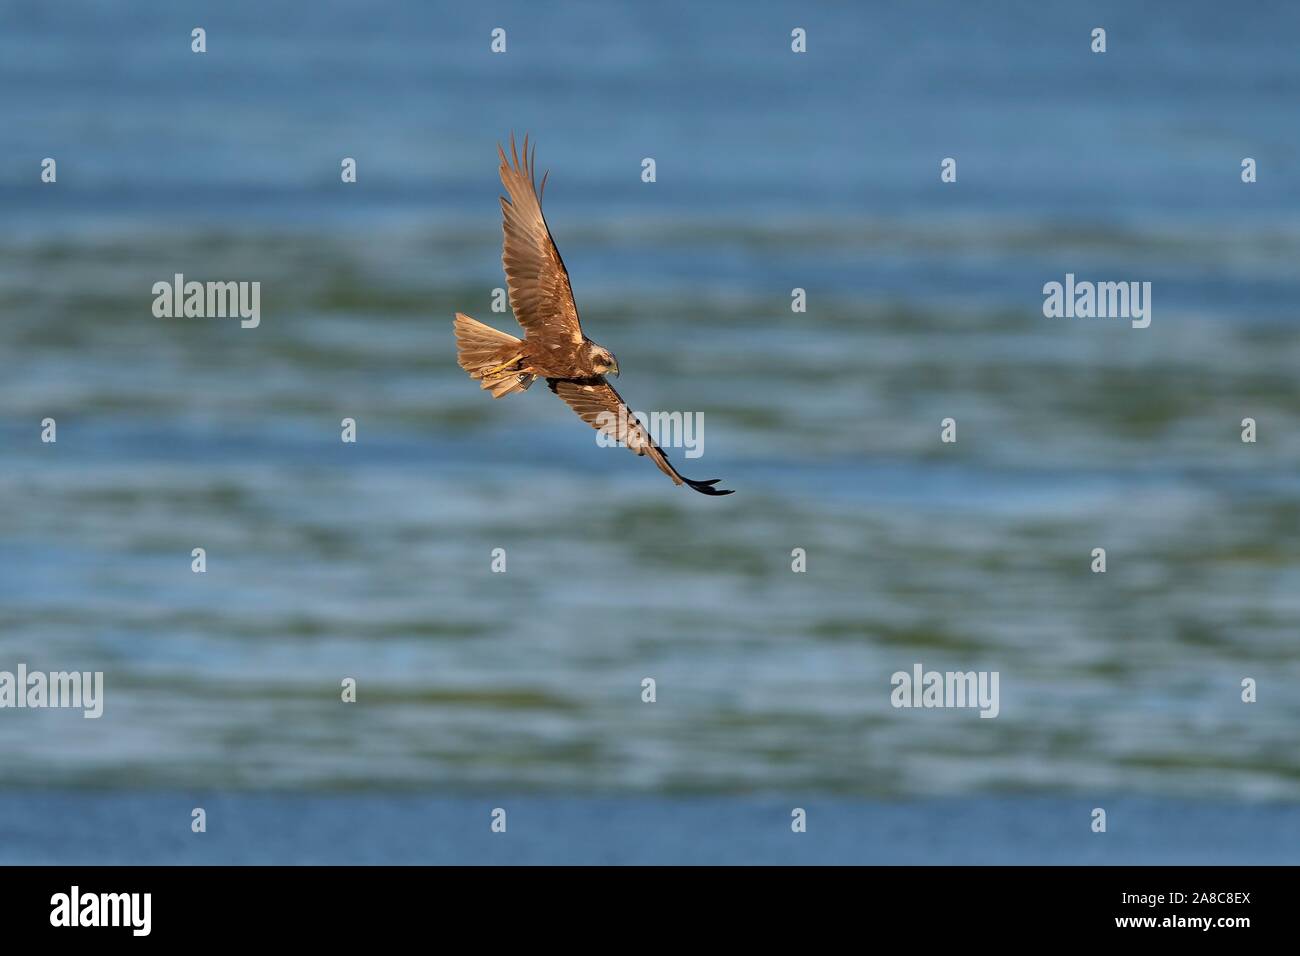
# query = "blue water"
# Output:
<box><xmin>2</xmin><ymin>792</ymin><xmax>1298</xmax><ymax>865</ymax></box>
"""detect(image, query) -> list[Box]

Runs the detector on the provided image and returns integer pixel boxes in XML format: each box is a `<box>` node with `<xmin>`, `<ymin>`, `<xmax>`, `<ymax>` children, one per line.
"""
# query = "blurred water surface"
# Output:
<box><xmin>4</xmin><ymin>792</ymin><xmax>1299</xmax><ymax>865</ymax></box>
<box><xmin>1</xmin><ymin>1</ymin><xmax>1298</xmax><ymax>803</ymax></box>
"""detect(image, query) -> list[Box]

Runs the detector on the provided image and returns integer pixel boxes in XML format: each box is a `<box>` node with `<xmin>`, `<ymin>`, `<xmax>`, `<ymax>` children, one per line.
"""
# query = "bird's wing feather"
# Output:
<box><xmin>547</xmin><ymin>378</ymin><xmax>733</xmax><ymax>496</ymax></box>
<box><xmin>498</xmin><ymin>134</ymin><xmax>584</xmax><ymax>345</ymax></box>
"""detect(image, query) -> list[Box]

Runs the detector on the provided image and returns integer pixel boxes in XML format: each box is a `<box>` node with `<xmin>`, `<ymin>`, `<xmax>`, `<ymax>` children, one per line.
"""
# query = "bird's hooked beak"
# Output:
<box><xmin>609</xmin><ymin>357</ymin><xmax>619</xmax><ymax>377</ymax></box>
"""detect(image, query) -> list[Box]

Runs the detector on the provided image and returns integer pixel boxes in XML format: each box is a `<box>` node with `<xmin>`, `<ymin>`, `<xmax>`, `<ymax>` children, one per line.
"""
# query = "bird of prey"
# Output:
<box><xmin>454</xmin><ymin>135</ymin><xmax>733</xmax><ymax>496</ymax></box>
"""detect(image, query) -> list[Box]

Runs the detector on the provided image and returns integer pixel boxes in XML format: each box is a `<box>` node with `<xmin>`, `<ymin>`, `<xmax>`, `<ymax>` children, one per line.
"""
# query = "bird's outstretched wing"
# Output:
<box><xmin>498</xmin><ymin>134</ymin><xmax>584</xmax><ymax>345</ymax></box>
<box><xmin>548</xmin><ymin>378</ymin><xmax>733</xmax><ymax>496</ymax></box>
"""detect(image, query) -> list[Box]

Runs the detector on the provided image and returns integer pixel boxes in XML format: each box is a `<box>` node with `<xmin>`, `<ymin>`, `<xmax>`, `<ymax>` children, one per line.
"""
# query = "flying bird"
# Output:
<box><xmin>454</xmin><ymin>135</ymin><xmax>733</xmax><ymax>496</ymax></box>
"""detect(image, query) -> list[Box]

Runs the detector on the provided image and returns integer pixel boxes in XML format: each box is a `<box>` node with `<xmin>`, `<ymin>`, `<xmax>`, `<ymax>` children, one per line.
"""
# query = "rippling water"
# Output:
<box><xmin>1</xmin><ymin>2</ymin><xmax>1298</xmax><ymax>809</ymax></box>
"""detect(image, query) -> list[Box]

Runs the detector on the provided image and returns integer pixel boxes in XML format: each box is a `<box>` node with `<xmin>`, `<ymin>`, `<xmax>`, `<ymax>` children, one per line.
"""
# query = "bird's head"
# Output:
<box><xmin>589</xmin><ymin>344</ymin><xmax>619</xmax><ymax>377</ymax></box>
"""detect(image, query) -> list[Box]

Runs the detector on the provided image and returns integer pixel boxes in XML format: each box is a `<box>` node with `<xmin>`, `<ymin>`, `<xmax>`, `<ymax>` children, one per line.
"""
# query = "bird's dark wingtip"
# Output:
<box><xmin>684</xmin><ymin>477</ymin><xmax>735</xmax><ymax>497</ymax></box>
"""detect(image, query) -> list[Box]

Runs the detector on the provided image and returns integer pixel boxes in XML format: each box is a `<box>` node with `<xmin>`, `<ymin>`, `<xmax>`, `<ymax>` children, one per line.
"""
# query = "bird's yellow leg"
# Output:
<box><xmin>480</xmin><ymin>353</ymin><xmax>523</xmax><ymax>376</ymax></box>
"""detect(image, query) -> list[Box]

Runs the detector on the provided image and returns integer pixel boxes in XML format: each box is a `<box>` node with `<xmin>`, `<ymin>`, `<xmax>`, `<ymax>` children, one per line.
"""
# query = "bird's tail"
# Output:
<box><xmin>453</xmin><ymin>313</ymin><xmax>536</xmax><ymax>398</ymax></box>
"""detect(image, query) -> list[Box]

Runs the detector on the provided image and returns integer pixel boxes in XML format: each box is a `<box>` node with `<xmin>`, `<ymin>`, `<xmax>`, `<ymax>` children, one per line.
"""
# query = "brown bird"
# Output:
<box><xmin>454</xmin><ymin>135</ymin><xmax>733</xmax><ymax>496</ymax></box>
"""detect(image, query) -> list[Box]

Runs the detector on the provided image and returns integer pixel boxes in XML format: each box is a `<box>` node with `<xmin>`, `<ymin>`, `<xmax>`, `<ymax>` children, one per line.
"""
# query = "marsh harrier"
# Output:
<box><xmin>454</xmin><ymin>135</ymin><xmax>733</xmax><ymax>496</ymax></box>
